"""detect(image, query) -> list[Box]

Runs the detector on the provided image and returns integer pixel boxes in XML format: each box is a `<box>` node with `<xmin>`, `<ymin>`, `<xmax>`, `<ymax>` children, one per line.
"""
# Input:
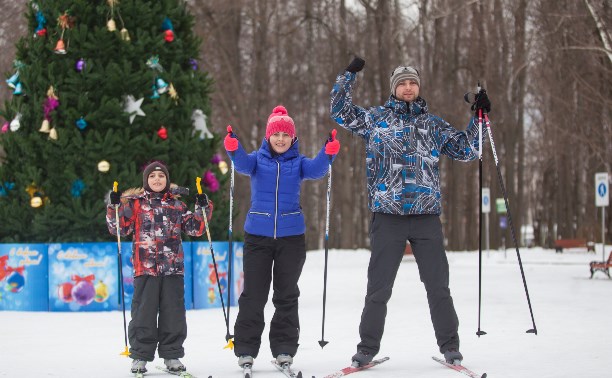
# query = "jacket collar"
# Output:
<box><xmin>385</xmin><ymin>95</ymin><xmax>428</xmax><ymax>116</ymax></box>
<box><xmin>259</xmin><ymin>137</ymin><xmax>300</xmax><ymax>161</ymax></box>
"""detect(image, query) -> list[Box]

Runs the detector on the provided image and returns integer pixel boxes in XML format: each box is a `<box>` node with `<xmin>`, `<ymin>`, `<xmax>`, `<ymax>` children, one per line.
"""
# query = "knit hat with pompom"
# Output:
<box><xmin>265</xmin><ymin>105</ymin><xmax>295</xmax><ymax>140</ymax></box>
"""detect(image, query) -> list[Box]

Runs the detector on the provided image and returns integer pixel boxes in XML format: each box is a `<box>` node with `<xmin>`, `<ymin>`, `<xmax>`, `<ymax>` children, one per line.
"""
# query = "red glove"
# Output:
<box><xmin>325</xmin><ymin>129</ymin><xmax>340</xmax><ymax>155</ymax></box>
<box><xmin>224</xmin><ymin>125</ymin><xmax>239</xmax><ymax>152</ymax></box>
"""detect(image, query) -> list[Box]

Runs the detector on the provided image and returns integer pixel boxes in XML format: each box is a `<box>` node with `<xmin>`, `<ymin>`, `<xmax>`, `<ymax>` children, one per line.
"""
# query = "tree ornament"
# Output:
<box><xmin>54</xmin><ymin>11</ymin><xmax>75</xmax><ymax>54</ymax></box>
<box><xmin>75</xmin><ymin>117</ymin><xmax>87</xmax><ymax>130</ymax></box>
<box><xmin>71</xmin><ymin>274</ymin><xmax>96</xmax><ymax>306</ymax></box>
<box><xmin>192</xmin><ymin>109</ymin><xmax>213</xmax><ymax>139</ymax></box>
<box><xmin>202</xmin><ymin>170</ymin><xmax>220</xmax><ymax>192</ymax></box>
<box><xmin>6</xmin><ymin>72</ymin><xmax>19</xmax><ymax>89</ymax></box>
<box><xmin>34</xmin><ymin>10</ymin><xmax>47</xmax><ymax>38</ymax></box>
<box><xmin>48</xmin><ymin>127</ymin><xmax>58</xmax><ymax>140</ymax></box>
<box><xmin>13</xmin><ymin>82</ymin><xmax>24</xmax><ymax>96</ymax></box>
<box><xmin>164</xmin><ymin>30</ymin><xmax>175</xmax><ymax>43</ymax></box>
<box><xmin>107</xmin><ymin>18</ymin><xmax>116</xmax><ymax>31</ymax></box>
<box><xmin>39</xmin><ymin>119</ymin><xmax>50</xmax><ymax>133</ymax></box>
<box><xmin>30</xmin><ymin>196</ymin><xmax>43</xmax><ymax>208</ymax></box>
<box><xmin>0</xmin><ymin>182</ymin><xmax>15</xmax><ymax>196</ymax></box>
<box><xmin>161</xmin><ymin>17</ymin><xmax>175</xmax><ymax>42</ymax></box>
<box><xmin>41</xmin><ymin>86</ymin><xmax>59</xmax><ymax>134</ymax></box>
<box><xmin>70</xmin><ymin>179</ymin><xmax>85</xmax><ymax>197</ymax></box>
<box><xmin>150</xmin><ymin>84</ymin><xmax>160</xmax><ymax>99</ymax></box>
<box><xmin>1</xmin><ymin>122</ymin><xmax>8</xmax><ymax>133</ymax></box>
<box><xmin>25</xmin><ymin>183</ymin><xmax>39</xmax><ymax>198</ymax></box>
<box><xmin>219</xmin><ymin>161</ymin><xmax>228</xmax><ymax>174</ymax></box>
<box><xmin>157</xmin><ymin>126</ymin><xmax>168</xmax><ymax>140</ymax></box>
<box><xmin>156</xmin><ymin>77</ymin><xmax>169</xmax><ymax>94</ymax></box>
<box><xmin>10</xmin><ymin>113</ymin><xmax>22</xmax><ymax>132</ymax></box>
<box><xmin>168</xmin><ymin>83</ymin><xmax>179</xmax><ymax>103</ymax></box>
<box><xmin>54</xmin><ymin>39</ymin><xmax>66</xmax><ymax>54</ymax></box>
<box><xmin>75</xmin><ymin>58</ymin><xmax>86</xmax><ymax>72</ymax></box>
<box><xmin>120</xmin><ymin>28</ymin><xmax>130</xmax><ymax>41</ymax></box>
<box><xmin>97</xmin><ymin>160</ymin><xmax>110</xmax><ymax>172</ymax></box>
<box><xmin>123</xmin><ymin>95</ymin><xmax>145</xmax><ymax>124</ymax></box>
<box><xmin>146</xmin><ymin>56</ymin><xmax>164</xmax><ymax>72</ymax></box>
<box><xmin>189</xmin><ymin>58</ymin><xmax>198</xmax><ymax>71</ymax></box>
<box><xmin>94</xmin><ymin>280</ymin><xmax>109</xmax><ymax>303</ymax></box>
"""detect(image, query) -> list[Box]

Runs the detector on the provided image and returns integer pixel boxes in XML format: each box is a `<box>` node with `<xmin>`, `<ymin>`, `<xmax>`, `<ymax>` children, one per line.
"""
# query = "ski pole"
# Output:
<box><xmin>319</xmin><ymin>130</ymin><xmax>336</xmax><ymax>348</ymax></box>
<box><xmin>465</xmin><ymin>87</ymin><xmax>488</xmax><ymax>337</ymax></box>
<box><xmin>226</xmin><ymin>151</ymin><xmax>235</xmax><ymax>346</ymax></box>
<box><xmin>476</xmin><ymin>84</ymin><xmax>487</xmax><ymax>338</ymax></box>
<box><xmin>113</xmin><ymin>181</ymin><xmax>130</xmax><ymax>357</ymax></box>
<box><xmin>482</xmin><ymin>112</ymin><xmax>538</xmax><ymax>335</ymax></box>
<box><xmin>196</xmin><ymin>177</ymin><xmax>233</xmax><ymax>348</ymax></box>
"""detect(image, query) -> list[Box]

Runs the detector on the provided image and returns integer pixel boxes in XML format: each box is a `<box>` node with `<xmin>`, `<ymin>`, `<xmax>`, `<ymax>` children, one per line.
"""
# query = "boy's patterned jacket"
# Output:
<box><xmin>330</xmin><ymin>71</ymin><xmax>487</xmax><ymax>215</ymax></box>
<box><xmin>106</xmin><ymin>188</ymin><xmax>211</xmax><ymax>277</ymax></box>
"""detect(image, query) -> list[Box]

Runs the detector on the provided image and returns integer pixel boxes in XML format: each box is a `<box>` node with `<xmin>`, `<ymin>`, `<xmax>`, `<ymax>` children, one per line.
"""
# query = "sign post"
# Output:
<box><xmin>595</xmin><ymin>172</ymin><xmax>609</xmax><ymax>262</ymax></box>
<box><xmin>482</xmin><ymin>188</ymin><xmax>491</xmax><ymax>257</ymax></box>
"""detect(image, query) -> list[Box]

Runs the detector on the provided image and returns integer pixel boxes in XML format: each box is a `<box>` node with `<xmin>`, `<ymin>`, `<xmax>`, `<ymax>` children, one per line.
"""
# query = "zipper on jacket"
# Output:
<box><xmin>281</xmin><ymin>211</ymin><xmax>301</xmax><ymax>216</ymax></box>
<box><xmin>274</xmin><ymin>160</ymin><xmax>280</xmax><ymax>239</ymax></box>
<box><xmin>249</xmin><ymin>211</ymin><xmax>271</xmax><ymax>217</ymax></box>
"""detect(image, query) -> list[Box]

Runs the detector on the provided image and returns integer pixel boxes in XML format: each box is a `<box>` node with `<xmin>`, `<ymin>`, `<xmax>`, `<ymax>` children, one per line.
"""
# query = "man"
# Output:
<box><xmin>329</xmin><ymin>56</ymin><xmax>490</xmax><ymax>367</ymax></box>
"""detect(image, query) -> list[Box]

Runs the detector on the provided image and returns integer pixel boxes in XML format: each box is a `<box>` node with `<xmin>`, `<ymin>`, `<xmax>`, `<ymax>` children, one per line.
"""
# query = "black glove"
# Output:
<box><xmin>196</xmin><ymin>193</ymin><xmax>209</xmax><ymax>207</ymax></box>
<box><xmin>471</xmin><ymin>90</ymin><xmax>491</xmax><ymax>115</ymax></box>
<box><xmin>110</xmin><ymin>191</ymin><xmax>122</xmax><ymax>205</ymax></box>
<box><xmin>346</xmin><ymin>56</ymin><xmax>365</xmax><ymax>73</ymax></box>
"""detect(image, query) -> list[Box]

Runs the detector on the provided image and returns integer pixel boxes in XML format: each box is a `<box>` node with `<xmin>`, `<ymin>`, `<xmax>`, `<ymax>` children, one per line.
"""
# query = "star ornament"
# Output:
<box><xmin>123</xmin><ymin>95</ymin><xmax>145</xmax><ymax>124</ymax></box>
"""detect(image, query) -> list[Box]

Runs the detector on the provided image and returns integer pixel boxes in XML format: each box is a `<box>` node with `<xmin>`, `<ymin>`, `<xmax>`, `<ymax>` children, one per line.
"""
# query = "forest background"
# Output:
<box><xmin>1</xmin><ymin>0</ymin><xmax>610</xmax><ymax>251</ymax></box>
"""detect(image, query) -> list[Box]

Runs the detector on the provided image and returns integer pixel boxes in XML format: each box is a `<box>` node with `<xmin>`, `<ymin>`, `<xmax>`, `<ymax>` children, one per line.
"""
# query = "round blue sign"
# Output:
<box><xmin>598</xmin><ymin>183</ymin><xmax>607</xmax><ymax>197</ymax></box>
<box><xmin>483</xmin><ymin>197</ymin><xmax>489</xmax><ymax>205</ymax></box>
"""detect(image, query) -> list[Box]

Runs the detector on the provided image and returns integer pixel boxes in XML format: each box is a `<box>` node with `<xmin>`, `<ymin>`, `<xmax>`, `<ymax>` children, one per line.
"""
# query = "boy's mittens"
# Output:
<box><xmin>196</xmin><ymin>193</ymin><xmax>209</xmax><ymax>207</ymax></box>
<box><xmin>224</xmin><ymin>125</ymin><xmax>239</xmax><ymax>152</ymax></box>
<box><xmin>110</xmin><ymin>191</ymin><xmax>122</xmax><ymax>205</ymax></box>
<box><xmin>325</xmin><ymin>129</ymin><xmax>341</xmax><ymax>155</ymax></box>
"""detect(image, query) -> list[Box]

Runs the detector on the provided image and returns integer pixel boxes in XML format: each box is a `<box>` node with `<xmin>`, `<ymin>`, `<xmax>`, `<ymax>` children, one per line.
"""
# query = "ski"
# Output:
<box><xmin>322</xmin><ymin>357</ymin><xmax>389</xmax><ymax>378</ymax></box>
<box><xmin>432</xmin><ymin>356</ymin><xmax>487</xmax><ymax>378</ymax></box>
<box><xmin>242</xmin><ymin>363</ymin><xmax>253</xmax><ymax>378</ymax></box>
<box><xmin>271</xmin><ymin>360</ymin><xmax>302</xmax><ymax>378</ymax></box>
<box><xmin>155</xmin><ymin>365</ymin><xmax>202</xmax><ymax>378</ymax></box>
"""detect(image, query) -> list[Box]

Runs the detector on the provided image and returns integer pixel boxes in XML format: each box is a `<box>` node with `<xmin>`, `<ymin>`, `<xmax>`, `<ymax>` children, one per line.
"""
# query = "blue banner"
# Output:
<box><xmin>193</xmin><ymin>242</ymin><xmax>231</xmax><ymax>309</ymax></box>
<box><xmin>48</xmin><ymin>243</ymin><xmax>119</xmax><ymax>312</ymax></box>
<box><xmin>0</xmin><ymin>244</ymin><xmax>49</xmax><ymax>311</ymax></box>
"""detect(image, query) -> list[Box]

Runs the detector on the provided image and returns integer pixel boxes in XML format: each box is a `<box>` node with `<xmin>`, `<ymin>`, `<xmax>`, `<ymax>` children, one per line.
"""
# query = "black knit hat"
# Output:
<box><xmin>143</xmin><ymin>162</ymin><xmax>170</xmax><ymax>192</ymax></box>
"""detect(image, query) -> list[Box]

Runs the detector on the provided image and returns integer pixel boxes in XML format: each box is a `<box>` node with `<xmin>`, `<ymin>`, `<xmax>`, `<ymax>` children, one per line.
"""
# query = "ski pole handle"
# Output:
<box><xmin>113</xmin><ymin>181</ymin><xmax>118</xmax><ymax>193</ymax></box>
<box><xmin>196</xmin><ymin>177</ymin><xmax>203</xmax><ymax>195</ymax></box>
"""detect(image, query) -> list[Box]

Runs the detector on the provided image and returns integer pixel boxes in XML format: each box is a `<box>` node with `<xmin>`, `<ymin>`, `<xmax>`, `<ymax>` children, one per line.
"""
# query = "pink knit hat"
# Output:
<box><xmin>265</xmin><ymin>105</ymin><xmax>295</xmax><ymax>140</ymax></box>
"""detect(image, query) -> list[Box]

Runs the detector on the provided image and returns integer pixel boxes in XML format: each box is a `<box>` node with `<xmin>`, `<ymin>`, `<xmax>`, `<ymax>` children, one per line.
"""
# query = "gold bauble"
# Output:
<box><xmin>97</xmin><ymin>160</ymin><xmax>110</xmax><ymax>172</ymax></box>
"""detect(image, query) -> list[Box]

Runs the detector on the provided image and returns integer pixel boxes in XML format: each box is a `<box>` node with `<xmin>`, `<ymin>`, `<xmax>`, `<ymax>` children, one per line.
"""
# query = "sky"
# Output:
<box><xmin>0</xmin><ymin>246</ymin><xmax>610</xmax><ymax>378</ymax></box>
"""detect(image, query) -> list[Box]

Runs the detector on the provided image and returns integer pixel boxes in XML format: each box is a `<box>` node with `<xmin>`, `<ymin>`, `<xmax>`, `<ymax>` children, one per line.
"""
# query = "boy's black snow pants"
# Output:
<box><xmin>128</xmin><ymin>274</ymin><xmax>187</xmax><ymax>361</ymax></box>
<box><xmin>357</xmin><ymin>213</ymin><xmax>460</xmax><ymax>356</ymax></box>
<box><xmin>233</xmin><ymin>232</ymin><xmax>307</xmax><ymax>359</ymax></box>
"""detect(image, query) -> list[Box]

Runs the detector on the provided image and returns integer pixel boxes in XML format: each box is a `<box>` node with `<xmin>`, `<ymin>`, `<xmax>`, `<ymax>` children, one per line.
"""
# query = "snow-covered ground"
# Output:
<box><xmin>1</xmin><ymin>246</ymin><xmax>610</xmax><ymax>377</ymax></box>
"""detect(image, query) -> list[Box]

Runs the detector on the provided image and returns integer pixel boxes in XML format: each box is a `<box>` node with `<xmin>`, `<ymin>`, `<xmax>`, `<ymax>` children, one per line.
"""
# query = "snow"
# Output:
<box><xmin>1</xmin><ymin>246</ymin><xmax>610</xmax><ymax>377</ymax></box>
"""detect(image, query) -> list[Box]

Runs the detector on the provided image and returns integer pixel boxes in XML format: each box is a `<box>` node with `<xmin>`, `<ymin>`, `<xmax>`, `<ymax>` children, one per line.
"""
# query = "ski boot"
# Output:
<box><xmin>276</xmin><ymin>353</ymin><xmax>293</xmax><ymax>367</ymax></box>
<box><xmin>164</xmin><ymin>358</ymin><xmax>186</xmax><ymax>372</ymax></box>
<box><xmin>351</xmin><ymin>349</ymin><xmax>373</xmax><ymax>367</ymax></box>
<box><xmin>443</xmin><ymin>348</ymin><xmax>463</xmax><ymax>365</ymax></box>
<box><xmin>131</xmin><ymin>359</ymin><xmax>147</xmax><ymax>374</ymax></box>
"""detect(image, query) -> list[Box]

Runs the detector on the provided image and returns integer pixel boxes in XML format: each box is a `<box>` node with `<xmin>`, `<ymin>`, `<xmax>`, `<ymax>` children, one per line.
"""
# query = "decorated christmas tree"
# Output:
<box><xmin>0</xmin><ymin>0</ymin><xmax>228</xmax><ymax>242</ymax></box>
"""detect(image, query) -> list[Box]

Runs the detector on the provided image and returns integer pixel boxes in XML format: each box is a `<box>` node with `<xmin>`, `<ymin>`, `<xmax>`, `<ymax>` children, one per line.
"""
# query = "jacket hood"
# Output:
<box><xmin>385</xmin><ymin>95</ymin><xmax>428</xmax><ymax>116</ymax></box>
<box><xmin>259</xmin><ymin>137</ymin><xmax>300</xmax><ymax>160</ymax></box>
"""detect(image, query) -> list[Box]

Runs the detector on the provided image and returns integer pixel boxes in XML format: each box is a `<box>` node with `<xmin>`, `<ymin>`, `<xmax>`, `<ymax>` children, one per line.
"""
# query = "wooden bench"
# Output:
<box><xmin>590</xmin><ymin>251</ymin><xmax>612</xmax><ymax>279</ymax></box>
<box><xmin>554</xmin><ymin>238</ymin><xmax>595</xmax><ymax>253</ymax></box>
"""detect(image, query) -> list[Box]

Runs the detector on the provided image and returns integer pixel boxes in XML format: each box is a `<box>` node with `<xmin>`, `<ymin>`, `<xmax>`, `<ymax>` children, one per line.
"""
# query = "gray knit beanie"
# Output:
<box><xmin>390</xmin><ymin>66</ymin><xmax>420</xmax><ymax>94</ymax></box>
<box><xmin>143</xmin><ymin>162</ymin><xmax>170</xmax><ymax>193</ymax></box>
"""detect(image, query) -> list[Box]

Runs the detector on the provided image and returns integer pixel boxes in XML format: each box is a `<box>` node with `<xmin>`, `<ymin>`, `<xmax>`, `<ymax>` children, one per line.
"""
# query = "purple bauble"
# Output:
<box><xmin>75</xmin><ymin>58</ymin><xmax>86</xmax><ymax>72</ymax></box>
<box><xmin>71</xmin><ymin>280</ymin><xmax>95</xmax><ymax>306</ymax></box>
